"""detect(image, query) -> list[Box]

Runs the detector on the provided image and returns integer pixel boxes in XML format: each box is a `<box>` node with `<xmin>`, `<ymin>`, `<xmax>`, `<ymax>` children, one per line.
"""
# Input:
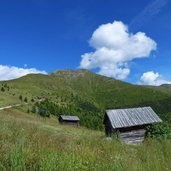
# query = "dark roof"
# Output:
<box><xmin>60</xmin><ymin>115</ymin><xmax>80</xmax><ymax>121</ymax></box>
<box><xmin>105</xmin><ymin>107</ymin><xmax>162</xmax><ymax>129</ymax></box>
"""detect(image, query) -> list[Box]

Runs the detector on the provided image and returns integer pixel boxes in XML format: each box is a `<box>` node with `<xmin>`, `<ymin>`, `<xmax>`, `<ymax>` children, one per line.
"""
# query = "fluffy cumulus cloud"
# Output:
<box><xmin>0</xmin><ymin>65</ymin><xmax>47</xmax><ymax>81</ymax></box>
<box><xmin>80</xmin><ymin>21</ymin><xmax>156</xmax><ymax>79</ymax></box>
<box><xmin>140</xmin><ymin>71</ymin><xmax>171</xmax><ymax>86</ymax></box>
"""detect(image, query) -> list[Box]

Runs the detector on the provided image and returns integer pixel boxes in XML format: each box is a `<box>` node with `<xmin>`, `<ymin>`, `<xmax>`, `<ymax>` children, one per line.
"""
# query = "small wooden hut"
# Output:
<box><xmin>103</xmin><ymin>106</ymin><xmax>162</xmax><ymax>144</ymax></box>
<box><xmin>58</xmin><ymin>115</ymin><xmax>80</xmax><ymax>126</ymax></box>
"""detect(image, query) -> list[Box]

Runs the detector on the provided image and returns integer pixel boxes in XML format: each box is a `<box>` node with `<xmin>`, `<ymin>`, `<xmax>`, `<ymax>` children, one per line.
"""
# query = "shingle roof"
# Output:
<box><xmin>105</xmin><ymin>107</ymin><xmax>162</xmax><ymax>129</ymax></box>
<box><xmin>60</xmin><ymin>115</ymin><xmax>80</xmax><ymax>121</ymax></box>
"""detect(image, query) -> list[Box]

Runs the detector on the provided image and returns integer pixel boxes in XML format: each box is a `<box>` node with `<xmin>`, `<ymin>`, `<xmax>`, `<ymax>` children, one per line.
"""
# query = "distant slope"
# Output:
<box><xmin>158</xmin><ymin>84</ymin><xmax>171</xmax><ymax>93</ymax></box>
<box><xmin>144</xmin><ymin>84</ymin><xmax>171</xmax><ymax>94</ymax></box>
<box><xmin>0</xmin><ymin>69</ymin><xmax>171</xmax><ymax>129</ymax></box>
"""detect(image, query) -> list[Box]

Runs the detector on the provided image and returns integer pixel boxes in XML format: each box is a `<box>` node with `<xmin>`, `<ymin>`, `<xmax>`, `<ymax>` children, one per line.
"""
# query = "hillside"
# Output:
<box><xmin>144</xmin><ymin>84</ymin><xmax>171</xmax><ymax>94</ymax></box>
<box><xmin>0</xmin><ymin>69</ymin><xmax>171</xmax><ymax>129</ymax></box>
<box><xmin>157</xmin><ymin>84</ymin><xmax>171</xmax><ymax>93</ymax></box>
<box><xmin>0</xmin><ymin>107</ymin><xmax>171</xmax><ymax>171</ymax></box>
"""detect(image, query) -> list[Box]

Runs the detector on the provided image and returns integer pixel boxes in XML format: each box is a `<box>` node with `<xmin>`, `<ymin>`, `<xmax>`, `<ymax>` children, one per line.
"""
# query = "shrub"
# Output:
<box><xmin>38</xmin><ymin>108</ymin><xmax>50</xmax><ymax>117</ymax></box>
<box><xmin>147</xmin><ymin>122</ymin><xmax>171</xmax><ymax>140</ymax></box>
<box><xmin>31</xmin><ymin>106</ymin><xmax>36</xmax><ymax>113</ymax></box>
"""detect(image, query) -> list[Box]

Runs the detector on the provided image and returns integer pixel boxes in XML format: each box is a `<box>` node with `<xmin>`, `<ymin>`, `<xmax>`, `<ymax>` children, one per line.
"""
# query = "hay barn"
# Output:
<box><xmin>58</xmin><ymin>115</ymin><xmax>80</xmax><ymax>126</ymax></box>
<box><xmin>103</xmin><ymin>106</ymin><xmax>162</xmax><ymax>144</ymax></box>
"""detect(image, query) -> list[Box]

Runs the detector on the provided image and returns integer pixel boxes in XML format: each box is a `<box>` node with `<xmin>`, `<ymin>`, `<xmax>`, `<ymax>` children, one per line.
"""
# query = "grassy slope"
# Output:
<box><xmin>0</xmin><ymin>107</ymin><xmax>171</xmax><ymax>171</ymax></box>
<box><xmin>0</xmin><ymin>90</ymin><xmax>20</xmax><ymax>107</ymax></box>
<box><xmin>146</xmin><ymin>84</ymin><xmax>171</xmax><ymax>94</ymax></box>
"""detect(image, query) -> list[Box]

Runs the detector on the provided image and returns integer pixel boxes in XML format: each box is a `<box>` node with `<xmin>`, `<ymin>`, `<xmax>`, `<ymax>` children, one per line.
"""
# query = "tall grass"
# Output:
<box><xmin>0</xmin><ymin>110</ymin><xmax>171</xmax><ymax>171</ymax></box>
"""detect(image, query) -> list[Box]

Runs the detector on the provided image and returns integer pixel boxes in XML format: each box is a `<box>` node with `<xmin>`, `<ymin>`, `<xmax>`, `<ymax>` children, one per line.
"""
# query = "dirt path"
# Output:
<box><xmin>0</xmin><ymin>104</ymin><xmax>21</xmax><ymax>111</ymax></box>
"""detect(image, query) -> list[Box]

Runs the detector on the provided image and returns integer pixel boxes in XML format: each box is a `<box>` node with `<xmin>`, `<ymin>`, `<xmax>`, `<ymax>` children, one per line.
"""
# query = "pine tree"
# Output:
<box><xmin>19</xmin><ymin>95</ymin><xmax>23</xmax><ymax>101</ymax></box>
<box><xmin>24</xmin><ymin>97</ymin><xmax>28</xmax><ymax>103</ymax></box>
<box><xmin>31</xmin><ymin>98</ymin><xmax>35</xmax><ymax>102</ymax></box>
<box><xmin>1</xmin><ymin>87</ymin><xmax>5</xmax><ymax>92</ymax></box>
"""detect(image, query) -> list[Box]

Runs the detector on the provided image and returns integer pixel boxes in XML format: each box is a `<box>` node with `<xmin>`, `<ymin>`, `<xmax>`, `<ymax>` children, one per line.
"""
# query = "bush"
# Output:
<box><xmin>31</xmin><ymin>106</ymin><xmax>36</xmax><ymax>113</ymax></box>
<box><xmin>38</xmin><ymin>108</ymin><xmax>50</xmax><ymax>117</ymax></box>
<box><xmin>147</xmin><ymin>122</ymin><xmax>171</xmax><ymax>140</ymax></box>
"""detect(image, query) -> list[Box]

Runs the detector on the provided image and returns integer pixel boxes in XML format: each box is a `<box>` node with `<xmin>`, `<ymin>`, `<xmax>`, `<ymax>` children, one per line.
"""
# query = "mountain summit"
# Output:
<box><xmin>50</xmin><ymin>69</ymin><xmax>90</xmax><ymax>78</ymax></box>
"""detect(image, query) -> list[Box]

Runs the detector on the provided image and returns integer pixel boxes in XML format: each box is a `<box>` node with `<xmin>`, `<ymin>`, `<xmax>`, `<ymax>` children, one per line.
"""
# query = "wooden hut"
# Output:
<box><xmin>103</xmin><ymin>107</ymin><xmax>162</xmax><ymax>144</ymax></box>
<box><xmin>58</xmin><ymin>115</ymin><xmax>80</xmax><ymax>126</ymax></box>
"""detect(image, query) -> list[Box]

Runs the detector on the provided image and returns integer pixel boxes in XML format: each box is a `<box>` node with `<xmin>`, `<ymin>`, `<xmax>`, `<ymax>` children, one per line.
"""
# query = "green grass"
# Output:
<box><xmin>0</xmin><ymin>108</ymin><xmax>171</xmax><ymax>171</ymax></box>
<box><xmin>0</xmin><ymin>92</ymin><xmax>20</xmax><ymax>107</ymax></box>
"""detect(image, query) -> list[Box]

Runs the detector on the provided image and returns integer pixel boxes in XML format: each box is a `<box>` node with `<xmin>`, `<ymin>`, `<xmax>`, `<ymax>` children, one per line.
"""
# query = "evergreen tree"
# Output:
<box><xmin>1</xmin><ymin>87</ymin><xmax>5</xmax><ymax>92</ymax></box>
<box><xmin>4</xmin><ymin>83</ymin><xmax>8</xmax><ymax>88</ymax></box>
<box><xmin>24</xmin><ymin>97</ymin><xmax>28</xmax><ymax>103</ymax></box>
<box><xmin>31</xmin><ymin>98</ymin><xmax>35</xmax><ymax>102</ymax></box>
<box><xmin>19</xmin><ymin>95</ymin><xmax>23</xmax><ymax>101</ymax></box>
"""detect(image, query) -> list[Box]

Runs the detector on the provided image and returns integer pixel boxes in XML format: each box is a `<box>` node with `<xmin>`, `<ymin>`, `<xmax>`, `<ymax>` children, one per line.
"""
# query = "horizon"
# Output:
<box><xmin>0</xmin><ymin>0</ymin><xmax>171</xmax><ymax>85</ymax></box>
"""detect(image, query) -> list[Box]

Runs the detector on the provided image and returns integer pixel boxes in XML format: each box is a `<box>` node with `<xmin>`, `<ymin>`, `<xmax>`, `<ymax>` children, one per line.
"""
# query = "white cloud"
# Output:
<box><xmin>80</xmin><ymin>21</ymin><xmax>156</xmax><ymax>79</ymax></box>
<box><xmin>98</xmin><ymin>63</ymin><xmax>130</xmax><ymax>80</ymax></box>
<box><xmin>0</xmin><ymin>65</ymin><xmax>47</xmax><ymax>81</ymax></box>
<box><xmin>140</xmin><ymin>71</ymin><xmax>171</xmax><ymax>86</ymax></box>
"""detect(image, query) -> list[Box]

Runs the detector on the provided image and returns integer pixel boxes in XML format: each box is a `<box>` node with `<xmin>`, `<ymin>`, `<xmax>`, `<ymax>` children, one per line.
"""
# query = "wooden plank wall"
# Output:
<box><xmin>61</xmin><ymin>121</ymin><xmax>79</xmax><ymax>126</ymax></box>
<box><xmin>119</xmin><ymin>129</ymin><xmax>146</xmax><ymax>145</ymax></box>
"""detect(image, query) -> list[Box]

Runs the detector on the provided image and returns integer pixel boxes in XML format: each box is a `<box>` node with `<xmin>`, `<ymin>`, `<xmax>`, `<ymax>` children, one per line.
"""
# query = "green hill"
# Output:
<box><xmin>0</xmin><ymin>69</ymin><xmax>171</xmax><ymax>129</ymax></box>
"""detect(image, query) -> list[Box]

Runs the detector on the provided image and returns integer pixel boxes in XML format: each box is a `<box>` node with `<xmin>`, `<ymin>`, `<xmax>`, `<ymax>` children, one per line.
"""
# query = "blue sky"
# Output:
<box><xmin>0</xmin><ymin>0</ymin><xmax>171</xmax><ymax>85</ymax></box>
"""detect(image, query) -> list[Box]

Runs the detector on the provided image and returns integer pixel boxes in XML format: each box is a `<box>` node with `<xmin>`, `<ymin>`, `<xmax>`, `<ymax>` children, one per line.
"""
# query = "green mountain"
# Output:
<box><xmin>0</xmin><ymin>69</ymin><xmax>171</xmax><ymax>129</ymax></box>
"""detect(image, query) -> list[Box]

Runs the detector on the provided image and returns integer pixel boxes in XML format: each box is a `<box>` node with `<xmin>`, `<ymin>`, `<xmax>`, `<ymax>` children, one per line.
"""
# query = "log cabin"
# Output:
<box><xmin>58</xmin><ymin>115</ymin><xmax>80</xmax><ymax>126</ymax></box>
<box><xmin>103</xmin><ymin>106</ymin><xmax>162</xmax><ymax>144</ymax></box>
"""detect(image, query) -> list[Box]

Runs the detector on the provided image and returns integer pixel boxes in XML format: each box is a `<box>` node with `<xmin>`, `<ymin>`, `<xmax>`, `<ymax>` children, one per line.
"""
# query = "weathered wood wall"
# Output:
<box><xmin>119</xmin><ymin>129</ymin><xmax>146</xmax><ymax>145</ymax></box>
<box><xmin>60</xmin><ymin>120</ymin><xmax>79</xmax><ymax>126</ymax></box>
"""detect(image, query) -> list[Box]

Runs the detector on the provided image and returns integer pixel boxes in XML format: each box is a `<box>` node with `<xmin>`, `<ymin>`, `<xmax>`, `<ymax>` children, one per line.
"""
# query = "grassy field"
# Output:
<box><xmin>0</xmin><ymin>107</ymin><xmax>171</xmax><ymax>171</ymax></box>
<box><xmin>0</xmin><ymin>92</ymin><xmax>20</xmax><ymax>107</ymax></box>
